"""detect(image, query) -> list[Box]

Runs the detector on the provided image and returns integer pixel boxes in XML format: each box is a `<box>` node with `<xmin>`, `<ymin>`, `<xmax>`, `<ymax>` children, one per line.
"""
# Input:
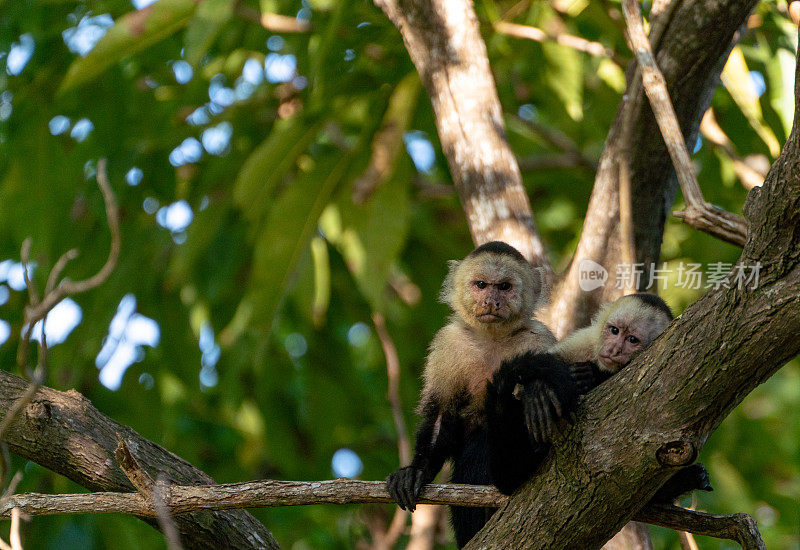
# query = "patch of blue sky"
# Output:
<box><xmin>63</xmin><ymin>14</ymin><xmax>113</xmax><ymax>57</ymax></box>
<box><xmin>96</xmin><ymin>294</ymin><xmax>160</xmax><ymax>390</ymax></box>
<box><xmin>265</xmin><ymin>53</ymin><xmax>296</xmax><ymax>83</ymax></box>
<box><xmin>201</xmin><ymin>122</ymin><xmax>232</xmax><ymax>156</ymax></box>
<box><xmin>172</xmin><ymin>60</ymin><xmax>193</xmax><ymax>84</ymax></box>
<box><xmin>169</xmin><ymin>137</ymin><xmax>203</xmax><ymax>166</ymax></box>
<box><xmin>332</xmin><ymin>448</ymin><xmax>363</xmax><ymax>478</ymax></box>
<box><xmin>125</xmin><ymin>167</ymin><xmax>143</xmax><ymax>186</ymax></box>
<box><xmin>156</xmin><ymin>200</ymin><xmax>193</xmax><ymax>233</ymax></box>
<box><xmin>28</xmin><ymin>298</ymin><xmax>83</xmax><ymax>346</ymax></box>
<box><xmin>49</xmin><ymin>115</ymin><xmax>71</xmax><ymax>135</ymax></box>
<box><xmin>403</xmin><ymin>131</ymin><xmax>436</xmax><ymax>173</ymax></box>
<box><xmin>70</xmin><ymin>118</ymin><xmax>94</xmax><ymax>142</ymax></box>
<box><xmin>7</xmin><ymin>34</ymin><xmax>35</xmax><ymax>75</ymax></box>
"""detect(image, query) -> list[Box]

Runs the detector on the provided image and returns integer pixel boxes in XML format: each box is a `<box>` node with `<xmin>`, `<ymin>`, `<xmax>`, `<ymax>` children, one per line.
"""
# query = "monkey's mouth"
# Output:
<box><xmin>476</xmin><ymin>313</ymin><xmax>505</xmax><ymax>322</ymax></box>
<box><xmin>599</xmin><ymin>355</ymin><xmax>624</xmax><ymax>370</ymax></box>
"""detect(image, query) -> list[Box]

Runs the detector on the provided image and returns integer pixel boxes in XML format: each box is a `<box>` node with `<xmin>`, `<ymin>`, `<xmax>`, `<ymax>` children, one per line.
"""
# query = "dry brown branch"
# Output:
<box><xmin>637</xmin><ymin>504</ymin><xmax>765</xmax><ymax>550</ymax></box>
<box><xmin>620</xmin><ymin>0</ymin><xmax>748</xmax><ymax>246</ymax></box>
<box><xmin>372</xmin><ymin>313</ymin><xmax>411</xmax><ymax>467</ymax></box>
<box><xmin>155</xmin><ymin>475</ymin><xmax>183</xmax><ymax>550</ymax></box>
<box><xmin>0</xmin><ymin>368</ymin><xmax>278</xmax><ymax>549</ymax></box>
<box><xmin>115</xmin><ymin>435</ymin><xmax>156</xmax><ymax>495</ymax></box>
<box><xmin>495</xmin><ymin>21</ymin><xmax>625</xmax><ymax>66</ymax></box>
<box><xmin>0</xmin><ymin>480</ymin><xmax>763</xmax><ymax>547</ymax></box>
<box><xmin>371</xmin><ymin>312</ymin><xmax>413</xmax><ymax>549</ymax></box>
<box><xmin>236</xmin><ymin>7</ymin><xmax>311</xmax><ymax>32</ymax></box>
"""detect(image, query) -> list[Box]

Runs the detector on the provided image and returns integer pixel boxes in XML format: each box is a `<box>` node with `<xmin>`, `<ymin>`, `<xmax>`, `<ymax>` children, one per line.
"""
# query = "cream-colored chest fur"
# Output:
<box><xmin>420</xmin><ymin>320</ymin><xmax>555</xmax><ymax>423</ymax></box>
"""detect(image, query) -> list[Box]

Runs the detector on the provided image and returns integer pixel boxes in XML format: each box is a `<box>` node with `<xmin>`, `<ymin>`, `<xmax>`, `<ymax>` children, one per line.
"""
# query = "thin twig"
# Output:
<box><xmin>494</xmin><ymin>21</ymin><xmax>626</xmax><ymax>66</ymax></box>
<box><xmin>371</xmin><ymin>312</ymin><xmax>413</xmax><ymax>548</ymax></box>
<box><xmin>512</xmin><ymin>115</ymin><xmax>597</xmax><ymax>171</ymax></box>
<box><xmin>372</xmin><ymin>313</ymin><xmax>411</xmax><ymax>467</ymax></box>
<box><xmin>620</xmin><ymin>0</ymin><xmax>748</xmax><ymax>247</ymax></box>
<box><xmin>155</xmin><ymin>475</ymin><xmax>183</xmax><ymax>550</ymax></box>
<box><xmin>22</xmin><ymin>158</ymin><xmax>121</xmax><ymax>326</ymax></box>
<box><xmin>0</xmin><ymin>480</ymin><xmax>764</xmax><ymax>548</ymax></box>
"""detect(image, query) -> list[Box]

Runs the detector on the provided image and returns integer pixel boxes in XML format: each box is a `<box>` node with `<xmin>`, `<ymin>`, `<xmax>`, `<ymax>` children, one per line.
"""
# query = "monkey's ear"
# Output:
<box><xmin>439</xmin><ymin>260</ymin><xmax>460</xmax><ymax>305</ymax></box>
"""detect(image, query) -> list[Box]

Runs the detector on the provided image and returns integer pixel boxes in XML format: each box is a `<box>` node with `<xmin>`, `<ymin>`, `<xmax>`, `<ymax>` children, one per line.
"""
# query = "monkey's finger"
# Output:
<box><xmin>523</xmin><ymin>393</ymin><xmax>542</xmax><ymax>443</ymax></box>
<box><xmin>536</xmin><ymin>393</ymin><xmax>554</xmax><ymax>441</ymax></box>
<box><xmin>400</xmin><ymin>471</ymin><xmax>416</xmax><ymax>512</ymax></box>
<box><xmin>531</xmin><ymin>392</ymin><xmax>550</xmax><ymax>443</ymax></box>
<box><xmin>545</xmin><ymin>386</ymin><xmax>563</xmax><ymax>418</ymax></box>
<box><xmin>387</xmin><ymin>473</ymin><xmax>406</xmax><ymax>510</ymax></box>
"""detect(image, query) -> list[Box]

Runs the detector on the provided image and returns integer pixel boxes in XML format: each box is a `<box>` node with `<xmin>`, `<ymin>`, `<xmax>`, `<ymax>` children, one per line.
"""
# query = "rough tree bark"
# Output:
<box><xmin>372</xmin><ymin>0</ymin><xmax>550</xmax><ymax>271</ymax></box>
<box><xmin>547</xmin><ymin>0</ymin><xmax>759</xmax><ymax>338</ymax></box>
<box><xmin>465</xmin><ymin>38</ymin><xmax>800</xmax><ymax>546</ymax></box>
<box><xmin>0</xmin><ymin>370</ymin><xmax>278</xmax><ymax>550</ymax></box>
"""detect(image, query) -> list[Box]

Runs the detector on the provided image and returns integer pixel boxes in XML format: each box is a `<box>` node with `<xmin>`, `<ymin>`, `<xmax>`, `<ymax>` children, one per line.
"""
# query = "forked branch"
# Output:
<box><xmin>620</xmin><ymin>0</ymin><xmax>748</xmax><ymax>246</ymax></box>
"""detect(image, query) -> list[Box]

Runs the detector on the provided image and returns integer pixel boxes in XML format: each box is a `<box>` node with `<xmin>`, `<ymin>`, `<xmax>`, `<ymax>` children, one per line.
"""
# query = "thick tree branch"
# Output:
<box><xmin>0</xmin><ymin>480</ymin><xmax>763</xmax><ymax>548</ymax></box>
<box><xmin>373</xmin><ymin>0</ymin><xmax>550</xmax><ymax>271</ymax></box>
<box><xmin>0</xmin><ymin>369</ymin><xmax>278</xmax><ymax>550</ymax></box>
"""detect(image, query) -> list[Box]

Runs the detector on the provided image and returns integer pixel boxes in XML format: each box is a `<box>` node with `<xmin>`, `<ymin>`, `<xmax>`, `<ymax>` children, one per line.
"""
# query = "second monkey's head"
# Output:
<box><xmin>440</xmin><ymin>241</ymin><xmax>541</xmax><ymax>331</ymax></box>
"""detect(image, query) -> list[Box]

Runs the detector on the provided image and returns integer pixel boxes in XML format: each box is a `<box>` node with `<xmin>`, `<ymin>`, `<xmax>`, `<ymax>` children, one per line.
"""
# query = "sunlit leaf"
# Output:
<box><xmin>721</xmin><ymin>46</ymin><xmax>781</xmax><ymax>157</ymax></box>
<box><xmin>544</xmin><ymin>42</ymin><xmax>583</xmax><ymax>121</ymax></box>
<box><xmin>59</xmin><ymin>0</ymin><xmax>198</xmax><ymax>94</ymax></box>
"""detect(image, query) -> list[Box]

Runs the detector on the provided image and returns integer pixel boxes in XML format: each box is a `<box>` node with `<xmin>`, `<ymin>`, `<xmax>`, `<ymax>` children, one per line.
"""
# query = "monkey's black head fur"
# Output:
<box><xmin>631</xmin><ymin>293</ymin><xmax>674</xmax><ymax>320</ymax></box>
<box><xmin>469</xmin><ymin>241</ymin><xmax>528</xmax><ymax>264</ymax></box>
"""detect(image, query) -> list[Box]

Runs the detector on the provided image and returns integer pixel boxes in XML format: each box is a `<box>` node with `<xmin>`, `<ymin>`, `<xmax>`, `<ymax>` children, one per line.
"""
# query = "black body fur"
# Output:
<box><xmin>486</xmin><ymin>351</ymin><xmax>713</xmax><ymax>504</ymax></box>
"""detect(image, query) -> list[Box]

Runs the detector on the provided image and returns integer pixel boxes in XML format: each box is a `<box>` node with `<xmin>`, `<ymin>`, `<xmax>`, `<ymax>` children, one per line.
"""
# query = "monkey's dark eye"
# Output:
<box><xmin>475</xmin><ymin>281</ymin><xmax>487</xmax><ymax>289</ymax></box>
<box><xmin>609</xmin><ymin>325</ymin><xmax>619</xmax><ymax>335</ymax></box>
<box><xmin>497</xmin><ymin>282</ymin><xmax>511</xmax><ymax>291</ymax></box>
<box><xmin>628</xmin><ymin>335</ymin><xmax>639</xmax><ymax>344</ymax></box>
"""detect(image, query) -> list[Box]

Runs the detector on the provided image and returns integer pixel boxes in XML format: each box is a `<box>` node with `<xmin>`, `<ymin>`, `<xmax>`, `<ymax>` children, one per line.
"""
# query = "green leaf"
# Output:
<box><xmin>721</xmin><ymin>46</ymin><xmax>781</xmax><ymax>157</ymax></box>
<box><xmin>233</xmin><ymin>116</ymin><xmax>324</xmax><ymax>225</ymax></box>
<box><xmin>543</xmin><ymin>41</ymin><xmax>583</xmax><ymax>121</ymax></box>
<box><xmin>59</xmin><ymin>0</ymin><xmax>198</xmax><ymax>94</ymax></box>
<box><xmin>321</xmin><ymin>163</ymin><xmax>412</xmax><ymax>313</ymax></box>
<box><xmin>184</xmin><ymin>0</ymin><xmax>235</xmax><ymax>66</ymax></box>
<box><xmin>247</xmin><ymin>153</ymin><xmax>351</xmax><ymax>332</ymax></box>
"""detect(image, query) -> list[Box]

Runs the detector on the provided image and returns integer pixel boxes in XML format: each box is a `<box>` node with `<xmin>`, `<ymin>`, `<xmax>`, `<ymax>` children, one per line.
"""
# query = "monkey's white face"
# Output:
<box><xmin>597</xmin><ymin>321</ymin><xmax>646</xmax><ymax>371</ymax></box>
<box><xmin>468</xmin><ymin>278</ymin><xmax>517</xmax><ymax>323</ymax></box>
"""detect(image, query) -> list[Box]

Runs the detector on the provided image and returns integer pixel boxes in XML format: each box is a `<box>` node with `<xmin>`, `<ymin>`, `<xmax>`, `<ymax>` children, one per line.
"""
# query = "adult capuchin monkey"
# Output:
<box><xmin>386</xmin><ymin>241</ymin><xmax>573</xmax><ymax>548</ymax></box>
<box><xmin>485</xmin><ymin>293</ymin><xmax>712</xmax><ymax>501</ymax></box>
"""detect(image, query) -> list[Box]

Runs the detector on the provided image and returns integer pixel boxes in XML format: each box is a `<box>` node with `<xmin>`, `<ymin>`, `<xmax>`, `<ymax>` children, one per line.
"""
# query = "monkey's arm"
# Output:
<box><xmin>568</xmin><ymin>361</ymin><xmax>612</xmax><ymax>394</ymax></box>
<box><xmin>485</xmin><ymin>375</ymin><xmax>549</xmax><ymax>494</ymax></box>
<box><xmin>492</xmin><ymin>352</ymin><xmax>580</xmax><ymax>444</ymax></box>
<box><xmin>386</xmin><ymin>399</ymin><xmax>463</xmax><ymax>511</ymax></box>
<box><xmin>650</xmin><ymin>463</ymin><xmax>713</xmax><ymax>503</ymax></box>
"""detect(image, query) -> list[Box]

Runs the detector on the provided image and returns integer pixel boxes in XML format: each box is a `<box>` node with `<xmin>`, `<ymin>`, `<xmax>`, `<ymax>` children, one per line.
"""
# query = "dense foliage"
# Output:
<box><xmin>0</xmin><ymin>0</ymin><xmax>798</xmax><ymax>547</ymax></box>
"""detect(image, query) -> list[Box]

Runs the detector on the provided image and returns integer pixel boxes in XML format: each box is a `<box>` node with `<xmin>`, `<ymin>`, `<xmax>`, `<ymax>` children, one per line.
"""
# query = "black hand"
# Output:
<box><xmin>569</xmin><ymin>362</ymin><xmax>596</xmax><ymax>394</ymax></box>
<box><xmin>386</xmin><ymin>466</ymin><xmax>427</xmax><ymax>511</ymax></box>
<box><xmin>651</xmin><ymin>463</ymin><xmax>713</xmax><ymax>504</ymax></box>
<box><xmin>522</xmin><ymin>380</ymin><xmax>555</xmax><ymax>444</ymax></box>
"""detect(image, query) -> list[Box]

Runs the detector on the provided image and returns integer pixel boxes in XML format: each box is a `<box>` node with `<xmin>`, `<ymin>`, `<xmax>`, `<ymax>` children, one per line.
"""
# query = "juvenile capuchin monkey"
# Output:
<box><xmin>486</xmin><ymin>293</ymin><xmax>712</xmax><ymax>501</ymax></box>
<box><xmin>385</xmin><ymin>241</ymin><xmax>568</xmax><ymax>548</ymax></box>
